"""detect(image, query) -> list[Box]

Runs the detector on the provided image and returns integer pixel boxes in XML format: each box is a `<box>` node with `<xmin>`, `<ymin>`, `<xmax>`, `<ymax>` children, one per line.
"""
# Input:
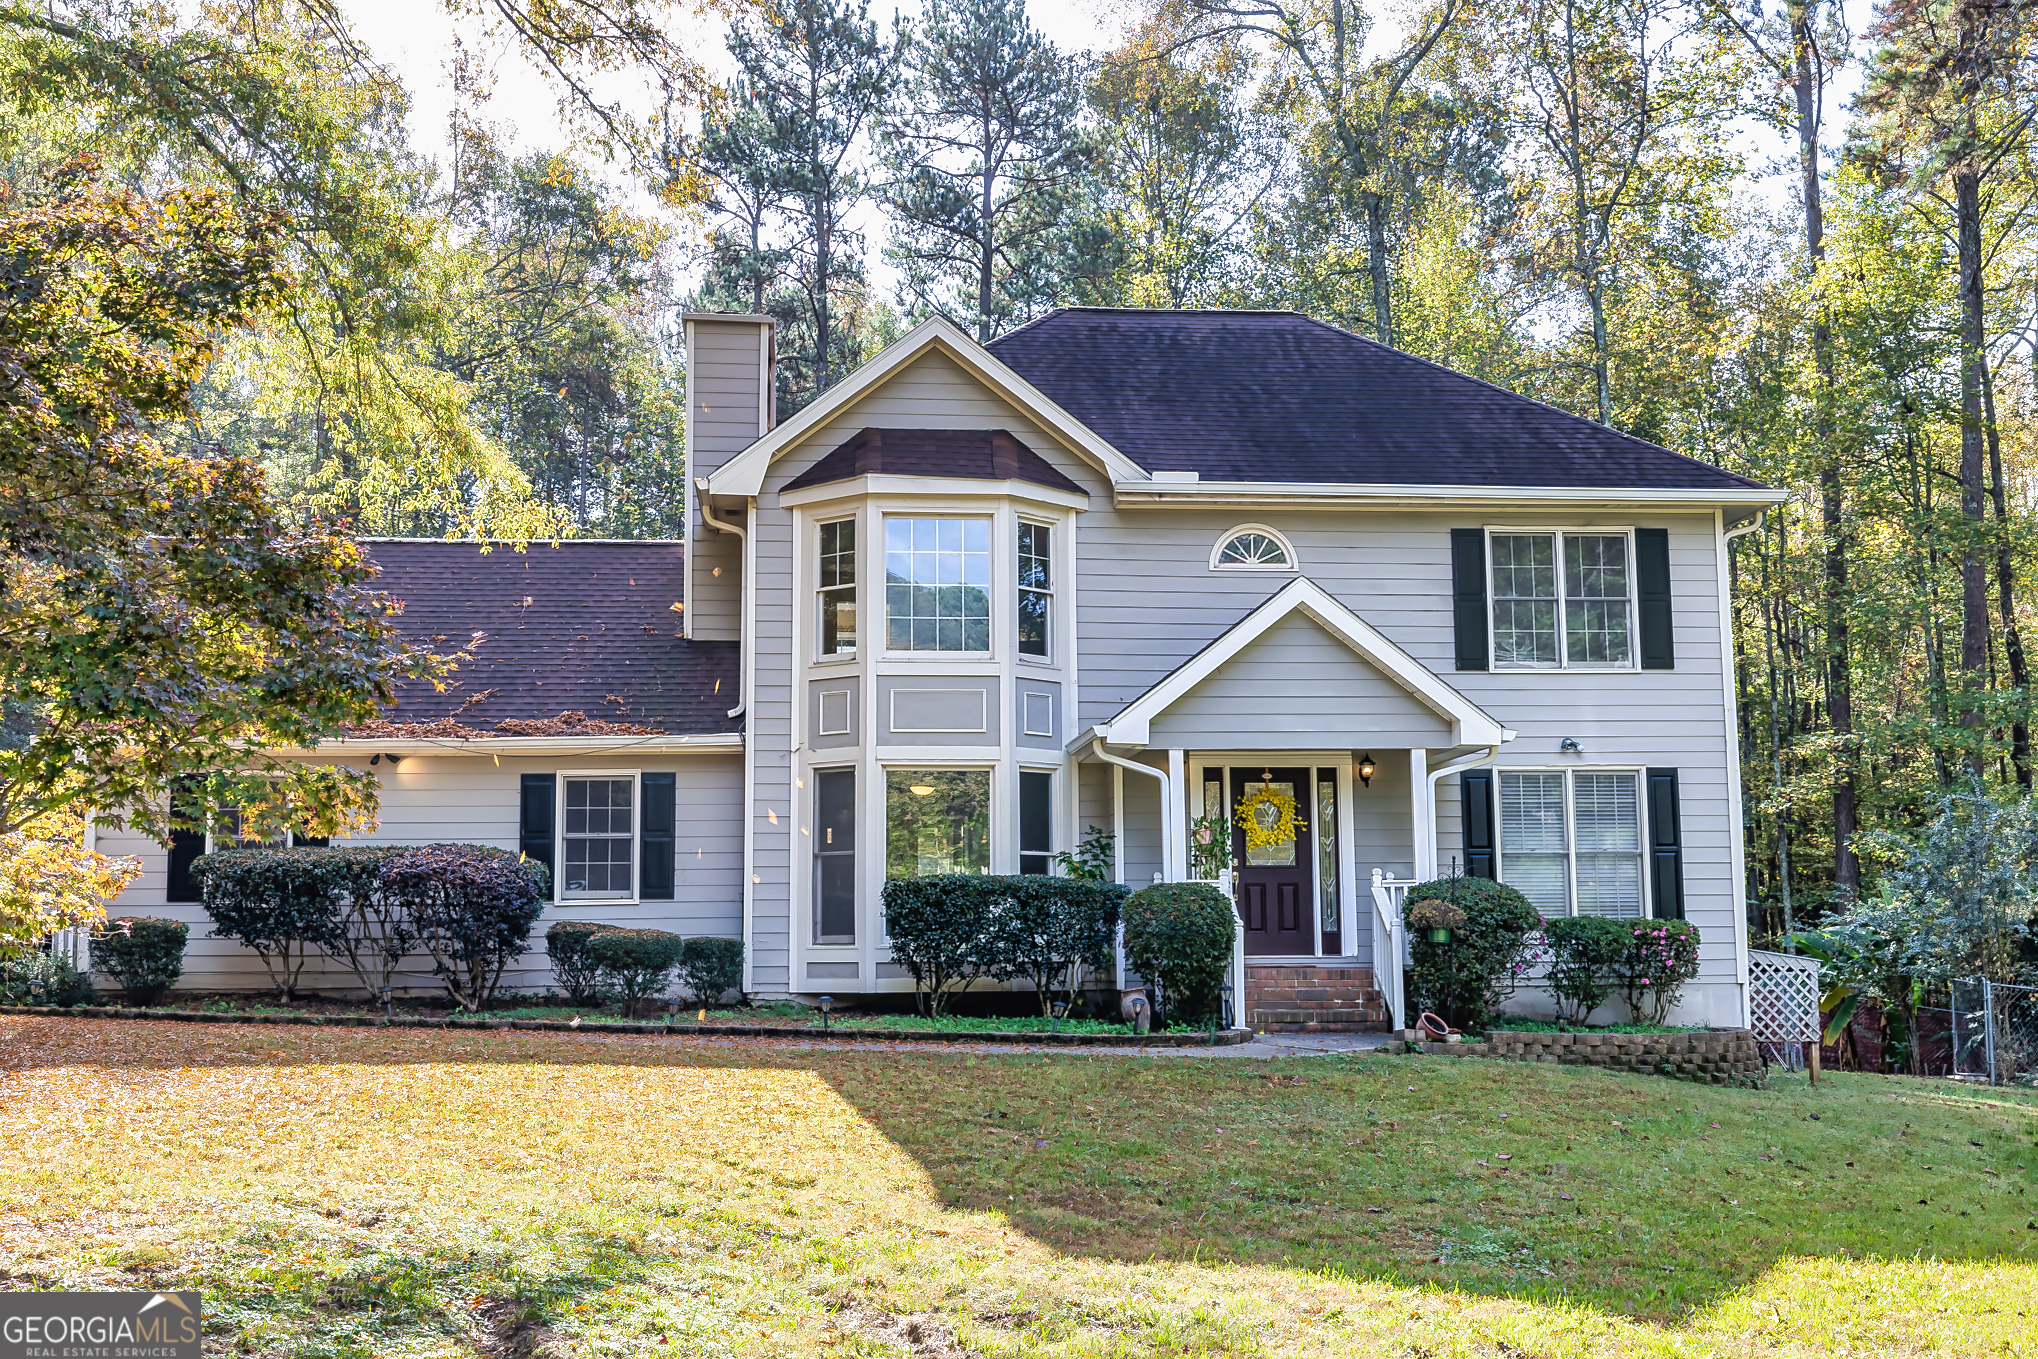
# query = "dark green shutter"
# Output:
<box><xmin>640</xmin><ymin>772</ymin><xmax>676</xmax><ymax>900</ymax></box>
<box><xmin>166</xmin><ymin>784</ymin><xmax>205</xmax><ymax>903</ymax></box>
<box><xmin>1461</xmin><ymin>769</ymin><xmax>1495</xmax><ymax>879</ymax></box>
<box><xmin>519</xmin><ymin>774</ymin><xmax>556</xmax><ymax>901</ymax></box>
<box><xmin>1451</xmin><ymin>528</ymin><xmax>1488</xmax><ymax>671</ymax></box>
<box><xmin>1636</xmin><ymin>527</ymin><xmax>1674</xmax><ymax>670</ymax></box>
<box><xmin>1646</xmin><ymin>767</ymin><xmax>1683</xmax><ymax>919</ymax></box>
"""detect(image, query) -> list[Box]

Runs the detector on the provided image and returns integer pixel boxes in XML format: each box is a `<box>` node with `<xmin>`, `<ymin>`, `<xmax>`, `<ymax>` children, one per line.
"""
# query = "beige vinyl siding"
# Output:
<box><xmin>94</xmin><ymin>753</ymin><xmax>744</xmax><ymax>997</ymax></box>
<box><xmin>686</xmin><ymin>319</ymin><xmax>770</xmax><ymax>641</ymax></box>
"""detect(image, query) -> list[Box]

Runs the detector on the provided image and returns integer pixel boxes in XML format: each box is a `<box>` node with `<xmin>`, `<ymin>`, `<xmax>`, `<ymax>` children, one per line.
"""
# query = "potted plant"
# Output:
<box><xmin>1406</xmin><ymin>898</ymin><xmax>1467</xmax><ymax>945</ymax></box>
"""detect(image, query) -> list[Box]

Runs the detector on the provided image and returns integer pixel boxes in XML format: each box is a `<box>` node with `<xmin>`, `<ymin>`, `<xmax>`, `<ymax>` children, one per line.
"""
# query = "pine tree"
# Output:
<box><xmin>881</xmin><ymin>0</ymin><xmax>1091</xmax><ymax>340</ymax></box>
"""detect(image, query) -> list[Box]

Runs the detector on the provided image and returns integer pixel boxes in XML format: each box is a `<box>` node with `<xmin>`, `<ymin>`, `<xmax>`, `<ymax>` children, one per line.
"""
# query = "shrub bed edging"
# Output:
<box><xmin>0</xmin><ymin>1004</ymin><xmax>1253</xmax><ymax>1048</ymax></box>
<box><xmin>1399</xmin><ymin>1026</ymin><xmax>1765</xmax><ymax>1086</ymax></box>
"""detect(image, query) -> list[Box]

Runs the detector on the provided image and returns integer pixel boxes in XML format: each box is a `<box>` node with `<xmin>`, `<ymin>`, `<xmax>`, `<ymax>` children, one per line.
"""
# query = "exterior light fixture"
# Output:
<box><xmin>1560</xmin><ymin>738</ymin><xmax>1582</xmax><ymax>753</ymax></box>
<box><xmin>1129</xmin><ymin>994</ymin><xmax>1149</xmax><ymax>1035</ymax></box>
<box><xmin>380</xmin><ymin>985</ymin><xmax>394</xmax><ymax>1021</ymax></box>
<box><xmin>909</xmin><ymin>784</ymin><xmax>935</xmax><ymax>796</ymax></box>
<box><xmin>816</xmin><ymin>995</ymin><xmax>835</xmax><ymax>1033</ymax></box>
<box><xmin>1357</xmin><ymin>753</ymin><xmax>1376</xmax><ymax>787</ymax></box>
<box><xmin>1051</xmin><ymin>998</ymin><xmax>1069</xmax><ymax>1034</ymax></box>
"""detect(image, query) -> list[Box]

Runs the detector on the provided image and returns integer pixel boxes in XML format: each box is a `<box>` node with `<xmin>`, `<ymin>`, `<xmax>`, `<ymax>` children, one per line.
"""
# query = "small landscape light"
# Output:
<box><xmin>1219</xmin><ymin>983</ymin><xmax>1234</xmax><ymax>1030</ymax></box>
<box><xmin>1051</xmin><ymin>998</ymin><xmax>1069</xmax><ymax>1034</ymax></box>
<box><xmin>817</xmin><ymin>995</ymin><xmax>835</xmax><ymax>1033</ymax></box>
<box><xmin>1357</xmin><ymin>753</ymin><xmax>1376</xmax><ymax>787</ymax></box>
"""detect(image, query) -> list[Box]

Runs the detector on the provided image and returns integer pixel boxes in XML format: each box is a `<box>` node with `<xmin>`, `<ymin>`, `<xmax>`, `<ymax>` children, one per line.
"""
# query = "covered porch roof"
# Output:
<box><xmin>1076</xmin><ymin>577</ymin><xmax>1515</xmax><ymax>752</ymax></box>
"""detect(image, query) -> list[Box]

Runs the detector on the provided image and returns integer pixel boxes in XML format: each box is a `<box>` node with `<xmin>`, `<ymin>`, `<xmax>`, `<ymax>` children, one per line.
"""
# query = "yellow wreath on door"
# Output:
<box><xmin>1235</xmin><ymin>786</ymin><xmax>1302</xmax><ymax>850</ymax></box>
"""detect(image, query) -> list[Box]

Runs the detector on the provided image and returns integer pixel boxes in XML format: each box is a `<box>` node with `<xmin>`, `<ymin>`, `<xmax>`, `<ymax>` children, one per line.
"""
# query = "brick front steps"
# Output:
<box><xmin>1244</xmin><ymin>963</ymin><xmax>1392</xmax><ymax>1034</ymax></box>
<box><xmin>0</xmin><ymin>1005</ymin><xmax>1254</xmax><ymax>1047</ymax></box>
<box><xmin>1400</xmin><ymin>1028</ymin><xmax>1767</xmax><ymax>1085</ymax></box>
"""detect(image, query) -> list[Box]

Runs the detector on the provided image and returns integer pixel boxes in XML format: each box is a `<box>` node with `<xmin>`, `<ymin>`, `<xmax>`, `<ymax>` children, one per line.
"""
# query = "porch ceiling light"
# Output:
<box><xmin>1358</xmin><ymin>753</ymin><xmax>1376</xmax><ymax>787</ymax></box>
<box><xmin>909</xmin><ymin>784</ymin><xmax>935</xmax><ymax>796</ymax></box>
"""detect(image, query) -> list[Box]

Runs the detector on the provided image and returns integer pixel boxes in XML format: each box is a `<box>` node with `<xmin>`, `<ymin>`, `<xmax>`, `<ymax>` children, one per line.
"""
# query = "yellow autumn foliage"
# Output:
<box><xmin>0</xmin><ymin>821</ymin><xmax>141</xmax><ymax>960</ymax></box>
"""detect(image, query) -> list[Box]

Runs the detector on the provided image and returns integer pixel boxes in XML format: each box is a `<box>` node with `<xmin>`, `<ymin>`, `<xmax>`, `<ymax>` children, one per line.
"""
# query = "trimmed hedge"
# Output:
<box><xmin>91</xmin><ymin>917</ymin><xmax>188</xmax><ymax>1005</ymax></box>
<box><xmin>380</xmin><ymin>844</ymin><xmax>549</xmax><ymax>1011</ymax></box>
<box><xmin>678</xmin><ymin>936</ymin><xmax>744</xmax><ymax>1005</ymax></box>
<box><xmin>585</xmin><ymin>928</ymin><xmax>685</xmax><ymax>1017</ymax></box>
<box><xmin>193</xmin><ymin>847</ymin><xmax>348</xmax><ymax>1000</ymax></box>
<box><xmin>1122</xmin><ymin>882</ymin><xmax>1236</xmax><ymax>1026</ymax></box>
<box><xmin>880</xmin><ymin>875</ymin><xmax>1129</xmax><ymax>1016</ymax></box>
<box><xmin>1402</xmin><ymin>877</ymin><xmax>1541</xmax><ymax>1028</ymax></box>
<box><xmin>546</xmin><ymin>920</ymin><xmax>618</xmax><ymax>1006</ymax></box>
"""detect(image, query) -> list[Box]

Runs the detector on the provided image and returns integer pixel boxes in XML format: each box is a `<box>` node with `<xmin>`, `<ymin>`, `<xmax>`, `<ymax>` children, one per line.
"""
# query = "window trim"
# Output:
<box><xmin>1491</xmin><ymin>765</ymin><xmax>1652</xmax><ymax>919</ymax></box>
<box><xmin>815</xmin><ymin>514</ymin><xmax>859</xmax><ymax>662</ymax></box>
<box><xmin>1017</xmin><ymin>517</ymin><xmax>1053</xmax><ymax>662</ymax></box>
<box><xmin>1485</xmin><ymin>526</ymin><xmax>1639</xmax><ymax>672</ymax></box>
<box><xmin>555</xmin><ymin>769</ymin><xmax>642</xmax><ymax>903</ymax></box>
<box><xmin>1209</xmin><ymin>523</ymin><xmax>1298</xmax><ymax>572</ymax></box>
<box><xmin>880</xmin><ymin>513</ymin><xmax>996</xmax><ymax>658</ymax></box>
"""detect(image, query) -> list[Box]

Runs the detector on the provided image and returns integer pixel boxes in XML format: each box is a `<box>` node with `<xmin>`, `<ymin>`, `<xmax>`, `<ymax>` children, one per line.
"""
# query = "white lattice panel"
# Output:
<box><xmin>1748</xmin><ymin>949</ymin><xmax>1823</xmax><ymax>1043</ymax></box>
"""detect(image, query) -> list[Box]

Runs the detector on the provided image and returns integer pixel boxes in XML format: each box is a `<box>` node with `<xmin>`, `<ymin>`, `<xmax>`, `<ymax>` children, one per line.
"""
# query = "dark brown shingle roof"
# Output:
<box><xmin>364</xmin><ymin>540</ymin><xmax>740</xmax><ymax>735</ymax></box>
<box><xmin>986</xmin><ymin>308</ymin><xmax>1768</xmax><ymax>491</ymax></box>
<box><xmin>781</xmin><ymin>427</ymin><xmax>1086</xmax><ymax>494</ymax></box>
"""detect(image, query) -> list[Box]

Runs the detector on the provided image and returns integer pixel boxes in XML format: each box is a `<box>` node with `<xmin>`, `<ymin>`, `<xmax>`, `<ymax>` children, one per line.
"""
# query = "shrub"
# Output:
<box><xmin>1543</xmin><ymin>916</ymin><xmax>1632</xmax><ymax>1024</ymax></box>
<box><xmin>678</xmin><ymin>936</ymin><xmax>744</xmax><ymax>1005</ymax></box>
<box><xmin>193</xmin><ymin>847</ymin><xmax>348</xmax><ymax>1000</ymax></box>
<box><xmin>1122</xmin><ymin>882</ymin><xmax>1236</xmax><ymax>1026</ymax></box>
<box><xmin>585</xmin><ymin>928</ymin><xmax>686</xmax><ymax>1017</ymax></box>
<box><xmin>318</xmin><ymin>846</ymin><xmax>412</xmax><ymax>998</ymax></box>
<box><xmin>91</xmin><ymin>917</ymin><xmax>188</xmax><ymax>1005</ymax></box>
<box><xmin>1610</xmin><ymin>920</ymin><xmax>1702</xmax><ymax>1023</ymax></box>
<box><xmin>381</xmin><ymin>845</ymin><xmax>549</xmax><ymax>1011</ymax></box>
<box><xmin>1</xmin><ymin>948</ymin><xmax>97</xmax><ymax>1006</ymax></box>
<box><xmin>545</xmin><ymin>921</ymin><xmax>618</xmax><ymax>1006</ymax></box>
<box><xmin>1402</xmin><ymin>877</ymin><xmax>1541</xmax><ymax>1028</ymax></box>
<box><xmin>990</xmin><ymin>877</ymin><xmax>1127</xmax><ymax>1014</ymax></box>
<box><xmin>882</xmin><ymin>875</ymin><xmax>1004</xmax><ymax>1015</ymax></box>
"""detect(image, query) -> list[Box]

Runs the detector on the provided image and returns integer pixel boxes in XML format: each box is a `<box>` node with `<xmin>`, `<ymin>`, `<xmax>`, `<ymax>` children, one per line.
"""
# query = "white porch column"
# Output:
<box><xmin>1409</xmin><ymin>748</ymin><xmax>1431</xmax><ymax>881</ymax></box>
<box><xmin>1166</xmin><ymin>748</ymin><xmax>1187</xmax><ymax>882</ymax></box>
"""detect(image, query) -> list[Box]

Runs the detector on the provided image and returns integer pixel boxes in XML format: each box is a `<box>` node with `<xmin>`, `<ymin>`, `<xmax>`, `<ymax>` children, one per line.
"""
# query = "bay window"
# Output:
<box><xmin>885</xmin><ymin>769</ymin><xmax>990</xmax><ymax>878</ymax></box>
<box><xmin>885</xmin><ymin>517</ymin><xmax>990</xmax><ymax>652</ymax></box>
<box><xmin>1017</xmin><ymin>522</ymin><xmax>1051</xmax><ymax>657</ymax></box>
<box><xmin>818</xmin><ymin>518</ymin><xmax>857</xmax><ymax>656</ymax></box>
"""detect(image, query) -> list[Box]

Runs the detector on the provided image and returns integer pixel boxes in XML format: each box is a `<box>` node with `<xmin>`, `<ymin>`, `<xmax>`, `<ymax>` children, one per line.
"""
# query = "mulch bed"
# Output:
<box><xmin>0</xmin><ymin>1004</ymin><xmax>1252</xmax><ymax>1048</ymax></box>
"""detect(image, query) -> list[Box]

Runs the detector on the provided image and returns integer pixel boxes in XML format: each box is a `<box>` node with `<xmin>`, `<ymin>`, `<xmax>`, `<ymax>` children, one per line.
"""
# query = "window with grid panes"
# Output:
<box><xmin>1017</xmin><ymin>522</ymin><xmax>1051</xmax><ymax>657</ymax></box>
<box><xmin>885</xmin><ymin>518</ymin><xmax>990</xmax><ymax>651</ymax></box>
<box><xmin>1489</xmin><ymin>531</ymin><xmax>1633</xmax><ymax>668</ymax></box>
<box><xmin>817</xmin><ymin>519</ymin><xmax>857</xmax><ymax>656</ymax></box>
<box><xmin>563</xmin><ymin>777</ymin><xmax>634</xmax><ymax>898</ymax></box>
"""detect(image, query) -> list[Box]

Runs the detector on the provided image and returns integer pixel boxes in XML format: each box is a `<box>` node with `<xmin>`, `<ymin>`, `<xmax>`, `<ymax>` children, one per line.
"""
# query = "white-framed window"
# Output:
<box><xmin>559</xmin><ymin>772</ymin><xmax>638</xmax><ymax>900</ymax></box>
<box><xmin>1496</xmin><ymin>769</ymin><xmax>1645</xmax><ymax>918</ymax></box>
<box><xmin>884</xmin><ymin>768</ymin><xmax>991</xmax><ymax>878</ymax></box>
<box><xmin>1489</xmin><ymin>528</ymin><xmax>1635</xmax><ymax>669</ymax></box>
<box><xmin>1017</xmin><ymin>520</ymin><xmax>1051</xmax><ymax>658</ymax></box>
<box><xmin>885</xmin><ymin>516</ymin><xmax>991</xmax><ymax>652</ymax></box>
<box><xmin>1210</xmin><ymin>523</ymin><xmax>1296</xmax><ymax>571</ymax></box>
<box><xmin>817</xmin><ymin>517</ymin><xmax>857</xmax><ymax>657</ymax></box>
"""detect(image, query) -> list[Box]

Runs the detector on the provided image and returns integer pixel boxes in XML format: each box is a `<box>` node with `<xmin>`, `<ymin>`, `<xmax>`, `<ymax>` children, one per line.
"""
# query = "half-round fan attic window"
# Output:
<box><xmin>1211</xmin><ymin>526</ymin><xmax>1296</xmax><ymax>571</ymax></box>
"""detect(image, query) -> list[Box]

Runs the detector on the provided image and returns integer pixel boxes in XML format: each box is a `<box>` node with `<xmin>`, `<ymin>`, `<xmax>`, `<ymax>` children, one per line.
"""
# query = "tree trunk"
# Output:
<box><xmin>1365</xmin><ymin>188</ymin><xmax>1392</xmax><ymax>345</ymax></box>
<box><xmin>1790</xmin><ymin>1</ymin><xmax>1857</xmax><ymax>899</ymax></box>
<box><xmin>1956</xmin><ymin>166</ymin><xmax>1990</xmax><ymax>770</ymax></box>
<box><xmin>1982</xmin><ymin>357</ymin><xmax>2031</xmax><ymax>786</ymax></box>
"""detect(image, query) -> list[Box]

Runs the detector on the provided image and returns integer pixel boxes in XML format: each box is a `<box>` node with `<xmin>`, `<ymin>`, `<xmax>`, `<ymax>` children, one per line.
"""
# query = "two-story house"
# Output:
<box><xmin>98</xmin><ymin>308</ymin><xmax>1781</xmax><ymax>1028</ymax></box>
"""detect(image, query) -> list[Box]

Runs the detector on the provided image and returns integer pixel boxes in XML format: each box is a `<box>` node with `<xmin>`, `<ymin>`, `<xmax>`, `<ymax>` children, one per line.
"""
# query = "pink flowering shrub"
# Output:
<box><xmin>1611</xmin><ymin>920</ymin><xmax>1702</xmax><ymax>1023</ymax></box>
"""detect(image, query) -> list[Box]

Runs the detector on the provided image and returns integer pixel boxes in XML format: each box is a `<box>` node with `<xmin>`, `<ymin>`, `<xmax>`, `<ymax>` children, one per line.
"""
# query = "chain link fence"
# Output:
<box><xmin>1962</xmin><ymin>978</ymin><xmax>2038</xmax><ymax>1086</ymax></box>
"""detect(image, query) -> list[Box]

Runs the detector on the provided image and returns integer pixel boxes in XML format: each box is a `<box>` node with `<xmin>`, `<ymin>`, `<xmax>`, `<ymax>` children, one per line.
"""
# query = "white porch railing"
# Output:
<box><xmin>1185</xmin><ymin>872</ymin><xmax>1245</xmax><ymax>1029</ymax></box>
<box><xmin>1371</xmin><ymin>870</ymin><xmax>1418</xmax><ymax>1032</ymax></box>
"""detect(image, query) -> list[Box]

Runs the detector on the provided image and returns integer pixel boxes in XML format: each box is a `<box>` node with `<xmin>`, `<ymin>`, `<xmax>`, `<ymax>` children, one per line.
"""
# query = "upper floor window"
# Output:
<box><xmin>886</xmin><ymin>517</ymin><xmax>989</xmax><ymax>652</ymax></box>
<box><xmin>1017</xmin><ymin>522</ymin><xmax>1051</xmax><ymax>657</ymax></box>
<box><xmin>1211</xmin><ymin>525</ymin><xmax>1295</xmax><ymax>571</ymax></box>
<box><xmin>817</xmin><ymin>518</ymin><xmax>856</xmax><ymax>656</ymax></box>
<box><xmin>1490</xmin><ymin>530</ymin><xmax>1632</xmax><ymax>668</ymax></box>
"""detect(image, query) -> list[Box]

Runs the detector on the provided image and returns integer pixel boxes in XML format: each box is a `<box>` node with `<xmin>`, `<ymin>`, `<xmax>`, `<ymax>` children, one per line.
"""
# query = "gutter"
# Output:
<box><xmin>1111</xmin><ymin>481</ymin><xmax>1788</xmax><ymax>510</ymax></box>
<box><xmin>1422</xmin><ymin>745</ymin><xmax>1504</xmax><ymax>879</ymax></box>
<box><xmin>289</xmin><ymin>734</ymin><xmax>745</xmax><ymax>757</ymax></box>
<box><xmin>695</xmin><ymin>477</ymin><xmax>750</xmax><ymax>719</ymax></box>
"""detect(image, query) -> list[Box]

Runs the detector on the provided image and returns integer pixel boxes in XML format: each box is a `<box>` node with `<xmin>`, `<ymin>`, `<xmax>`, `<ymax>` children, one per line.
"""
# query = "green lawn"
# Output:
<box><xmin>1</xmin><ymin>1015</ymin><xmax>2033</xmax><ymax>1357</ymax></box>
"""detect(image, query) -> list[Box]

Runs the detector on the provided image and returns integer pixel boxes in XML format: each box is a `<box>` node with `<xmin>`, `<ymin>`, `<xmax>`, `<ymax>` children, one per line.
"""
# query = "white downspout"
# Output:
<box><xmin>1424</xmin><ymin>744</ymin><xmax>1505</xmax><ymax>880</ymax></box>
<box><xmin>695</xmin><ymin>477</ymin><xmax>749</xmax><ymax>719</ymax></box>
<box><xmin>1090</xmin><ymin>737</ymin><xmax>1173</xmax><ymax>882</ymax></box>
